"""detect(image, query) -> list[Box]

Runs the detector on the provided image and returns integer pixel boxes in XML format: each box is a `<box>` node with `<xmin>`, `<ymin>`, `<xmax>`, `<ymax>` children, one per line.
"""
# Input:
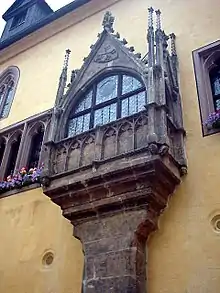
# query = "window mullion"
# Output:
<box><xmin>66</xmin><ymin>74</ymin><xmax>146</xmax><ymax>137</ymax></box>
<box><xmin>117</xmin><ymin>74</ymin><xmax>122</xmax><ymax>119</ymax></box>
<box><xmin>90</xmin><ymin>85</ymin><xmax>96</xmax><ymax>129</ymax></box>
<box><xmin>0</xmin><ymin>87</ymin><xmax>7</xmax><ymax>118</ymax></box>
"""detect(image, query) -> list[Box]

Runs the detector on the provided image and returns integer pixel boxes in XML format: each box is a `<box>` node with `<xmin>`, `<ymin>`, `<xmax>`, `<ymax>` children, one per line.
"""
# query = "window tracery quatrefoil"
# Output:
<box><xmin>67</xmin><ymin>73</ymin><xmax>146</xmax><ymax>138</ymax></box>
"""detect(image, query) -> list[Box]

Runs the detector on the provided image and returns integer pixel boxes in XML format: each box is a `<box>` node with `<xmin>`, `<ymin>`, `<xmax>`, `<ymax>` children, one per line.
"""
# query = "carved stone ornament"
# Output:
<box><xmin>94</xmin><ymin>44</ymin><xmax>118</xmax><ymax>63</ymax></box>
<box><xmin>43</xmin><ymin>8</ymin><xmax>187</xmax><ymax>293</ymax></box>
<box><xmin>102</xmin><ymin>11</ymin><xmax>115</xmax><ymax>33</ymax></box>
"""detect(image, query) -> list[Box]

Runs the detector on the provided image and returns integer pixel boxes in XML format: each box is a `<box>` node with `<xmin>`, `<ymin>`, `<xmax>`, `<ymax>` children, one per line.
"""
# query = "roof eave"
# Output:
<box><xmin>0</xmin><ymin>0</ymin><xmax>91</xmax><ymax>50</ymax></box>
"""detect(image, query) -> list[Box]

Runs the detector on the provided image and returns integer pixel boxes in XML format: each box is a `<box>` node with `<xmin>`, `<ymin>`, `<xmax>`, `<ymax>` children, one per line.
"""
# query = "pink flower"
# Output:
<box><xmin>20</xmin><ymin>167</ymin><xmax>27</xmax><ymax>175</ymax></box>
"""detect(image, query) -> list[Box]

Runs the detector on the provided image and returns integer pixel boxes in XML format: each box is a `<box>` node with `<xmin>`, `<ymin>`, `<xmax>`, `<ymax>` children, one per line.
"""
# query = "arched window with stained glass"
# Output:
<box><xmin>0</xmin><ymin>66</ymin><xmax>19</xmax><ymax>119</ymax></box>
<box><xmin>67</xmin><ymin>73</ymin><xmax>146</xmax><ymax>137</ymax></box>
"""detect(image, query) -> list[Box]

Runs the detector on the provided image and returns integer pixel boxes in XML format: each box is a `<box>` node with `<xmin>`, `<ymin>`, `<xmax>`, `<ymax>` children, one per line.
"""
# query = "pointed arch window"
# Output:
<box><xmin>5</xmin><ymin>134</ymin><xmax>21</xmax><ymax>177</ymax></box>
<box><xmin>0</xmin><ymin>66</ymin><xmax>19</xmax><ymax>119</ymax></box>
<box><xmin>67</xmin><ymin>73</ymin><xmax>146</xmax><ymax>137</ymax></box>
<box><xmin>27</xmin><ymin>126</ymin><xmax>44</xmax><ymax>169</ymax></box>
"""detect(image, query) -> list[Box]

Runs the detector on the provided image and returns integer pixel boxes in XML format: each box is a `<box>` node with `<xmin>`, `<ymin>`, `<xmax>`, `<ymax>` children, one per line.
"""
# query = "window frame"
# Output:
<box><xmin>27</xmin><ymin>125</ymin><xmax>45</xmax><ymax>169</ymax></box>
<box><xmin>193</xmin><ymin>40</ymin><xmax>220</xmax><ymax>136</ymax></box>
<box><xmin>67</xmin><ymin>73</ymin><xmax>146</xmax><ymax>137</ymax></box>
<box><xmin>0</xmin><ymin>66</ymin><xmax>20</xmax><ymax>120</ymax></box>
<box><xmin>10</xmin><ymin>9</ymin><xmax>27</xmax><ymax>30</ymax></box>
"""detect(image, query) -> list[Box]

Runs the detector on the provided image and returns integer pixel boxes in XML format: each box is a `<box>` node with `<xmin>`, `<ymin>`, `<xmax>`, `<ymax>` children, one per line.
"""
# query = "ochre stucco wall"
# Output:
<box><xmin>0</xmin><ymin>188</ymin><xmax>83</xmax><ymax>293</ymax></box>
<box><xmin>0</xmin><ymin>0</ymin><xmax>220</xmax><ymax>292</ymax></box>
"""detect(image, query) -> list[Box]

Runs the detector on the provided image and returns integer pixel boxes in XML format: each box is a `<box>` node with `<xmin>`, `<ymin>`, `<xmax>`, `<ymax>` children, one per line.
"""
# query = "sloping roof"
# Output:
<box><xmin>3</xmin><ymin>0</ymin><xmax>53</xmax><ymax>21</ymax></box>
<box><xmin>0</xmin><ymin>0</ymin><xmax>91</xmax><ymax>51</ymax></box>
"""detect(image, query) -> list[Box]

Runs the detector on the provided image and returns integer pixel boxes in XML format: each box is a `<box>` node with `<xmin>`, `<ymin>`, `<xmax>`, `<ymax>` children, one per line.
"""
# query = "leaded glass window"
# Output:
<box><xmin>0</xmin><ymin>67</ymin><xmax>19</xmax><ymax>119</ymax></box>
<box><xmin>94</xmin><ymin>103</ymin><xmax>117</xmax><ymax>127</ymax></box>
<box><xmin>96</xmin><ymin>76</ymin><xmax>118</xmax><ymax>104</ymax></box>
<box><xmin>210</xmin><ymin>60</ymin><xmax>220</xmax><ymax>111</ymax></box>
<box><xmin>122</xmin><ymin>75</ymin><xmax>142</xmax><ymax>95</ymax></box>
<box><xmin>67</xmin><ymin>73</ymin><xmax>146</xmax><ymax>137</ymax></box>
<box><xmin>68</xmin><ymin>113</ymin><xmax>90</xmax><ymax>137</ymax></box>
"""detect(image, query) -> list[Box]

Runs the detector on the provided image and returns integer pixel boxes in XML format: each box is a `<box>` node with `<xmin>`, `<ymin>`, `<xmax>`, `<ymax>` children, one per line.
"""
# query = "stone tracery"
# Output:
<box><xmin>43</xmin><ymin>8</ymin><xmax>187</xmax><ymax>293</ymax></box>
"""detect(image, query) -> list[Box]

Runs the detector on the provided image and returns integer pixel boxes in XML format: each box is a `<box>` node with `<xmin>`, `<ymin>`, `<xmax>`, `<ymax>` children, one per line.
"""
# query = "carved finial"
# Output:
<box><xmin>147</xmin><ymin>7</ymin><xmax>155</xmax><ymax>68</ymax></box>
<box><xmin>170</xmin><ymin>33</ymin><xmax>177</xmax><ymax>56</ymax></box>
<box><xmin>56</xmin><ymin>49</ymin><xmax>71</xmax><ymax>103</ymax></box>
<box><xmin>102</xmin><ymin>11</ymin><xmax>115</xmax><ymax>33</ymax></box>
<box><xmin>155</xmin><ymin>9</ymin><xmax>161</xmax><ymax>30</ymax></box>
<box><xmin>63</xmin><ymin>49</ymin><xmax>71</xmax><ymax>71</ymax></box>
<box><xmin>148</xmin><ymin>7</ymin><xmax>154</xmax><ymax>28</ymax></box>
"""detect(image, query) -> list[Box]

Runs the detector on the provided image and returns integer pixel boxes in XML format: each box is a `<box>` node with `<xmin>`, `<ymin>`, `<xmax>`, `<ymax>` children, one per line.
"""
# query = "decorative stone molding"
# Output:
<box><xmin>43</xmin><ymin>8</ymin><xmax>186</xmax><ymax>293</ymax></box>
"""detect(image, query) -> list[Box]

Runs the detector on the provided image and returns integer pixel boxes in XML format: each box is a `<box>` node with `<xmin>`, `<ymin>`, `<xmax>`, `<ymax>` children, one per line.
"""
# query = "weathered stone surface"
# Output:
<box><xmin>74</xmin><ymin>211</ymin><xmax>149</xmax><ymax>293</ymax></box>
<box><xmin>43</xmin><ymin>7</ymin><xmax>186</xmax><ymax>293</ymax></box>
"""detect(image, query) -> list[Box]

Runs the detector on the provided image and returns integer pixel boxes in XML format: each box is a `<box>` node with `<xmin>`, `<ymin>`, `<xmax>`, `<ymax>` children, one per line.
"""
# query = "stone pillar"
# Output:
<box><xmin>74</xmin><ymin>209</ymin><xmax>157</xmax><ymax>293</ymax></box>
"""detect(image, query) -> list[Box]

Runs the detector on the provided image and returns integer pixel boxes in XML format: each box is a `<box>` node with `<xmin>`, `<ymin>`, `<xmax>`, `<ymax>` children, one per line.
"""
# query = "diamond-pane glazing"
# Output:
<box><xmin>122</xmin><ymin>75</ymin><xmax>142</xmax><ymax>95</ymax></box>
<box><xmin>121</xmin><ymin>91</ymin><xmax>145</xmax><ymax>118</ymax></box>
<box><xmin>96</xmin><ymin>76</ymin><xmax>118</xmax><ymax>105</ymax></box>
<box><xmin>68</xmin><ymin>113</ymin><xmax>90</xmax><ymax>137</ymax></box>
<box><xmin>75</xmin><ymin>91</ymin><xmax>92</xmax><ymax>113</ymax></box>
<box><xmin>94</xmin><ymin>103</ymin><xmax>117</xmax><ymax>127</ymax></box>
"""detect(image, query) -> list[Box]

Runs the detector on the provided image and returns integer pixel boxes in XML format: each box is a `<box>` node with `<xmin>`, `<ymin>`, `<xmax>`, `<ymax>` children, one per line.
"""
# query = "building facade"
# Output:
<box><xmin>0</xmin><ymin>0</ymin><xmax>220</xmax><ymax>292</ymax></box>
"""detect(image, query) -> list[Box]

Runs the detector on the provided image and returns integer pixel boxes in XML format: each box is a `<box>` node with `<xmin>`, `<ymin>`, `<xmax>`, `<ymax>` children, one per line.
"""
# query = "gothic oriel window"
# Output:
<box><xmin>27</xmin><ymin>126</ymin><xmax>44</xmax><ymax>169</ymax></box>
<box><xmin>67</xmin><ymin>74</ymin><xmax>146</xmax><ymax>137</ymax></box>
<box><xmin>0</xmin><ymin>67</ymin><xmax>19</xmax><ymax>119</ymax></box>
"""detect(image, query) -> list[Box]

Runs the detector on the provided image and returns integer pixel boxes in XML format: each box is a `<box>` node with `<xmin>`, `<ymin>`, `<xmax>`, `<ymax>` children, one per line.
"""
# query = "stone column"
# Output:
<box><xmin>74</xmin><ymin>209</ymin><xmax>157</xmax><ymax>293</ymax></box>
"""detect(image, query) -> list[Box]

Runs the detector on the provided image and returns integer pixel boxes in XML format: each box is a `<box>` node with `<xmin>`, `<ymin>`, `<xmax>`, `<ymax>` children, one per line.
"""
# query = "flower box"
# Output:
<box><xmin>205</xmin><ymin>110</ymin><xmax>220</xmax><ymax>130</ymax></box>
<box><xmin>0</xmin><ymin>166</ymin><xmax>43</xmax><ymax>195</ymax></box>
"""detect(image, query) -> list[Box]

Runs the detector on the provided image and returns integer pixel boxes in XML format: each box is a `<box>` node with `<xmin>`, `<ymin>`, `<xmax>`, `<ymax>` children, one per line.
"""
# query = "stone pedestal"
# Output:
<box><xmin>44</xmin><ymin>157</ymin><xmax>181</xmax><ymax>293</ymax></box>
<box><xmin>74</xmin><ymin>210</ymin><xmax>156</xmax><ymax>293</ymax></box>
